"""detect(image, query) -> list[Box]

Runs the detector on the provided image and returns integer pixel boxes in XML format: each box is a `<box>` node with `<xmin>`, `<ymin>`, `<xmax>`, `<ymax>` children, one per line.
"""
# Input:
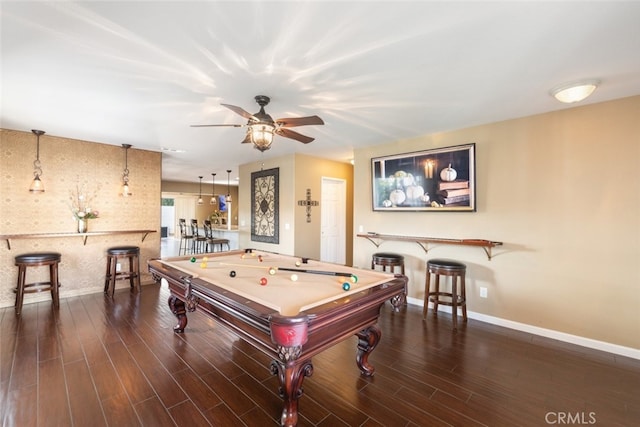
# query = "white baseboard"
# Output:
<box><xmin>407</xmin><ymin>296</ymin><xmax>640</xmax><ymax>360</ymax></box>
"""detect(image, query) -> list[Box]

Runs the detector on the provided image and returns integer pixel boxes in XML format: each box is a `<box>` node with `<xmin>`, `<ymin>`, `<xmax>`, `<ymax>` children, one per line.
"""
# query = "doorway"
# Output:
<box><xmin>320</xmin><ymin>177</ymin><xmax>346</xmax><ymax>264</ymax></box>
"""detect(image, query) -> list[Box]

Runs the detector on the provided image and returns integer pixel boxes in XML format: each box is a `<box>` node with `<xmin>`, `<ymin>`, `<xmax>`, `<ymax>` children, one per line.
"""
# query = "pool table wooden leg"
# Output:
<box><xmin>270</xmin><ymin>359</ymin><xmax>313</xmax><ymax>427</ymax></box>
<box><xmin>356</xmin><ymin>324</ymin><xmax>382</xmax><ymax>376</ymax></box>
<box><xmin>168</xmin><ymin>296</ymin><xmax>188</xmax><ymax>333</ymax></box>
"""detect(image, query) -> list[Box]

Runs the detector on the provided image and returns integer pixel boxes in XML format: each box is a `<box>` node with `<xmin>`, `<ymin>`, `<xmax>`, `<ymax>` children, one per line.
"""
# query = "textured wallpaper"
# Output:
<box><xmin>0</xmin><ymin>129</ymin><xmax>162</xmax><ymax>307</ymax></box>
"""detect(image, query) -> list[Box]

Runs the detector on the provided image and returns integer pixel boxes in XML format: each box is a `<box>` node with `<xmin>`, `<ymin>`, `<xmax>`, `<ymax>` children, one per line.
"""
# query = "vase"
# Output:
<box><xmin>77</xmin><ymin>219</ymin><xmax>87</xmax><ymax>233</ymax></box>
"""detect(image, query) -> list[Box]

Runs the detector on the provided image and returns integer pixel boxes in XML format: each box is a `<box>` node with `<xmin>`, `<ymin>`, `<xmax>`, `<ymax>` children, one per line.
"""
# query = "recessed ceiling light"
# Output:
<box><xmin>550</xmin><ymin>80</ymin><xmax>600</xmax><ymax>104</ymax></box>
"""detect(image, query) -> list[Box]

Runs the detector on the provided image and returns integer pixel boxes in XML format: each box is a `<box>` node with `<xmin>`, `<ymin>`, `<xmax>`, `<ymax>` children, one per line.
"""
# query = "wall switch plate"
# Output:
<box><xmin>480</xmin><ymin>287</ymin><xmax>488</xmax><ymax>298</ymax></box>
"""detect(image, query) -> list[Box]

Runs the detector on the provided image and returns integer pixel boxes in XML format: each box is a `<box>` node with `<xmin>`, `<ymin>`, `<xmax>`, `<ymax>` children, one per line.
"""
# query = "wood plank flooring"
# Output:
<box><xmin>1</xmin><ymin>283</ymin><xmax>639</xmax><ymax>426</ymax></box>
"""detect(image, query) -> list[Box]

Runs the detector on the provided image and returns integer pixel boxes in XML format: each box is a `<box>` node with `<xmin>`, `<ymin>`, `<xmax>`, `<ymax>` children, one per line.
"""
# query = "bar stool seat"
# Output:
<box><xmin>14</xmin><ymin>252</ymin><xmax>62</xmax><ymax>315</ymax></box>
<box><xmin>371</xmin><ymin>252</ymin><xmax>405</xmax><ymax>274</ymax></box>
<box><xmin>423</xmin><ymin>258</ymin><xmax>467</xmax><ymax>330</ymax></box>
<box><xmin>104</xmin><ymin>246</ymin><xmax>141</xmax><ymax>296</ymax></box>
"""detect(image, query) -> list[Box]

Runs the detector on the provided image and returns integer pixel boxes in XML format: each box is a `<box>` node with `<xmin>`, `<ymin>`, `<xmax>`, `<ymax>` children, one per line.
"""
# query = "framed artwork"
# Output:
<box><xmin>371</xmin><ymin>143</ymin><xmax>476</xmax><ymax>212</ymax></box>
<box><xmin>251</xmin><ymin>167</ymin><xmax>279</xmax><ymax>243</ymax></box>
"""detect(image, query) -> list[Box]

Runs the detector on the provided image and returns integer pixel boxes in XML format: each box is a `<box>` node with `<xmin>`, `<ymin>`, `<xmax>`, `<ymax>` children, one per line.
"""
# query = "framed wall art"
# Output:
<box><xmin>371</xmin><ymin>143</ymin><xmax>476</xmax><ymax>212</ymax></box>
<box><xmin>251</xmin><ymin>167</ymin><xmax>279</xmax><ymax>243</ymax></box>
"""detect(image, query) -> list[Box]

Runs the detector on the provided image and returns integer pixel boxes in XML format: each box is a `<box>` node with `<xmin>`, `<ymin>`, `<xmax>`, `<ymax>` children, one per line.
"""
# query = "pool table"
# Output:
<box><xmin>148</xmin><ymin>249</ymin><xmax>407</xmax><ymax>427</ymax></box>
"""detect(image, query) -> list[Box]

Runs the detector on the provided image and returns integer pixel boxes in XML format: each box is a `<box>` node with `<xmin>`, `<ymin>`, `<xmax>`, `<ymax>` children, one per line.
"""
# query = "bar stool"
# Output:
<box><xmin>372</xmin><ymin>252</ymin><xmax>406</xmax><ymax>306</ymax></box>
<box><xmin>104</xmin><ymin>246</ymin><xmax>141</xmax><ymax>297</ymax></box>
<box><xmin>371</xmin><ymin>252</ymin><xmax>405</xmax><ymax>275</ymax></box>
<box><xmin>423</xmin><ymin>259</ymin><xmax>467</xmax><ymax>330</ymax></box>
<box><xmin>14</xmin><ymin>252</ymin><xmax>62</xmax><ymax>315</ymax></box>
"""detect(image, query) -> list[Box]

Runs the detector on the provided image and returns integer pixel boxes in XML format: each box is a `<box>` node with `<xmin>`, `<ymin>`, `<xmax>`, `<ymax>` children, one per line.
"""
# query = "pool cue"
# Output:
<box><xmin>276</xmin><ymin>267</ymin><xmax>353</xmax><ymax>277</ymax></box>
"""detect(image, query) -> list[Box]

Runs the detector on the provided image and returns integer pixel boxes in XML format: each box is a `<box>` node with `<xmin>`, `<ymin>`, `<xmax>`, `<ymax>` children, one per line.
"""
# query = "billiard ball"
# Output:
<box><xmin>351</xmin><ymin>275</ymin><xmax>358</xmax><ymax>283</ymax></box>
<box><xmin>200</xmin><ymin>262</ymin><xmax>207</xmax><ymax>268</ymax></box>
<box><xmin>295</xmin><ymin>261</ymin><xmax>301</xmax><ymax>267</ymax></box>
<box><xmin>202</xmin><ymin>256</ymin><xmax>208</xmax><ymax>262</ymax></box>
<box><xmin>229</xmin><ymin>270</ymin><xmax>236</xmax><ymax>278</ymax></box>
<box><xmin>258</xmin><ymin>255</ymin><xmax>263</xmax><ymax>262</ymax></box>
<box><xmin>290</xmin><ymin>274</ymin><xmax>298</xmax><ymax>282</ymax></box>
<box><xmin>259</xmin><ymin>277</ymin><xmax>268</xmax><ymax>286</ymax></box>
<box><xmin>268</xmin><ymin>267</ymin><xmax>277</xmax><ymax>275</ymax></box>
<box><xmin>190</xmin><ymin>257</ymin><xmax>196</xmax><ymax>263</ymax></box>
<box><xmin>342</xmin><ymin>282</ymin><xmax>351</xmax><ymax>291</ymax></box>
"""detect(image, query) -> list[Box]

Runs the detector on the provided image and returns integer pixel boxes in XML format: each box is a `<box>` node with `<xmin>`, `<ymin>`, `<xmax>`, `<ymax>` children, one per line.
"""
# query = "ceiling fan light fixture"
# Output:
<box><xmin>551</xmin><ymin>80</ymin><xmax>600</xmax><ymax>104</ymax></box>
<box><xmin>249</xmin><ymin>123</ymin><xmax>275</xmax><ymax>152</ymax></box>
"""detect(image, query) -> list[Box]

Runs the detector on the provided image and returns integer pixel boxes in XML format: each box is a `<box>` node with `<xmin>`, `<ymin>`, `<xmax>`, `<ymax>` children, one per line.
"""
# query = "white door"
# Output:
<box><xmin>320</xmin><ymin>177</ymin><xmax>346</xmax><ymax>264</ymax></box>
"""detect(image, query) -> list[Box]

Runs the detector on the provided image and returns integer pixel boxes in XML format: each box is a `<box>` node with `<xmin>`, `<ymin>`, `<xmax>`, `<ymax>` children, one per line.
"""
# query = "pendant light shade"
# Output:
<box><xmin>226</xmin><ymin>170</ymin><xmax>232</xmax><ymax>203</ymax></box>
<box><xmin>29</xmin><ymin>129</ymin><xmax>45</xmax><ymax>193</ymax></box>
<box><xmin>210</xmin><ymin>173</ymin><xmax>217</xmax><ymax>205</ymax></box>
<box><xmin>197</xmin><ymin>176</ymin><xmax>204</xmax><ymax>205</ymax></box>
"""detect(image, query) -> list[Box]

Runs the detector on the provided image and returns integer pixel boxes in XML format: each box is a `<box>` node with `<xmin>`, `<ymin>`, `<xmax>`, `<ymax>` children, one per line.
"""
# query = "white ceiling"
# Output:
<box><xmin>2</xmin><ymin>1</ymin><xmax>640</xmax><ymax>184</ymax></box>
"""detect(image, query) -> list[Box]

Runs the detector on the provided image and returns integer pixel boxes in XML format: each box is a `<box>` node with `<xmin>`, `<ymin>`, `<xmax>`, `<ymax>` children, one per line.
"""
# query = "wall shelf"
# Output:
<box><xmin>1</xmin><ymin>230</ymin><xmax>156</xmax><ymax>250</ymax></box>
<box><xmin>356</xmin><ymin>233</ymin><xmax>503</xmax><ymax>260</ymax></box>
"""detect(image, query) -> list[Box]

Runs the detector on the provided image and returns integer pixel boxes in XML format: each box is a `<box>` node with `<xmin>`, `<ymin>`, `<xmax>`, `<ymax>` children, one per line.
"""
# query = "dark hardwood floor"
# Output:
<box><xmin>1</xmin><ymin>283</ymin><xmax>639</xmax><ymax>426</ymax></box>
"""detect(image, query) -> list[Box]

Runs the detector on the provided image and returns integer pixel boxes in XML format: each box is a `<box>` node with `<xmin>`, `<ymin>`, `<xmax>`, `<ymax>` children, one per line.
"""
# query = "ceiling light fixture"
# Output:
<box><xmin>249</xmin><ymin>123</ymin><xmax>275</xmax><ymax>152</ymax></box>
<box><xmin>29</xmin><ymin>129</ymin><xmax>46</xmax><ymax>193</ymax></box>
<box><xmin>550</xmin><ymin>80</ymin><xmax>600</xmax><ymax>104</ymax></box>
<box><xmin>248</xmin><ymin>95</ymin><xmax>275</xmax><ymax>152</ymax></box>
<box><xmin>121</xmin><ymin>144</ymin><xmax>132</xmax><ymax>197</ymax></box>
<box><xmin>210</xmin><ymin>173</ymin><xmax>217</xmax><ymax>205</ymax></box>
<box><xmin>197</xmin><ymin>176</ymin><xmax>204</xmax><ymax>205</ymax></box>
<box><xmin>226</xmin><ymin>170</ymin><xmax>232</xmax><ymax>203</ymax></box>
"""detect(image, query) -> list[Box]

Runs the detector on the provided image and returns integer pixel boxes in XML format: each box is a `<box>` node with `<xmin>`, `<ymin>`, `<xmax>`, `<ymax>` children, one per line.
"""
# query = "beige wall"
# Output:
<box><xmin>353</xmin><ymin>96</ymin><xmax>640</xmax><ymax>351</ymax></box>
<box><xmin>238</xmin><ymin>154</ymin><xmax>354</xmax><ymax>264</ymax></box>
<box><xmin>293</xmin><ymin>154</ymin><xmax>354</xmax><ymax>264</ymax></box>
<box><xmin>0</xmin><ymin>129</ymin><xmax>162</xmax><ymax>307</ymax></box>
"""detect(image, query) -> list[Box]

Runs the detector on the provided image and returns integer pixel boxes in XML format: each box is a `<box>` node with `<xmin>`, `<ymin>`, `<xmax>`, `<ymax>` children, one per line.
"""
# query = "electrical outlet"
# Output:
<box><xmin>480</xmin><ymin>287</ymin><xmax>488</xmax><ymax>298</ymax></box>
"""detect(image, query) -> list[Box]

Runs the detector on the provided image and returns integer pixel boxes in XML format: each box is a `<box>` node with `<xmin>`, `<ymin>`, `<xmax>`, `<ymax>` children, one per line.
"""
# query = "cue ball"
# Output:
<box><xmin>290</xmin><ymin>274</ymin><xmax>298</xmax><ymax>282</ymax></box>
<box><xmin>190</xmin><ymin>257</ymin><xmax>196</xmax><ymax>263</ymax></box>
<box><xmin>229</xmin><ymin>270</ymin><xmax>236</xmax><ymax>278</ymax></box>
<box><xmin>268</xmin><ymin>267</ymin><xmax>277</xmax><ymax>275</ymax></box>
<box><xmin>260</xmin><ymin>277</ymin><xmax>268</xmax><ymax>286</ymax></box>
<box><xmin>342</xmin><ymin>282</ymin><xmax>351</xmax><ymax>291</ymax></box>
<box><xmin>295</xmin><ymin>261</ymin><xmax>301</xmax><ymax>267</ymax></box>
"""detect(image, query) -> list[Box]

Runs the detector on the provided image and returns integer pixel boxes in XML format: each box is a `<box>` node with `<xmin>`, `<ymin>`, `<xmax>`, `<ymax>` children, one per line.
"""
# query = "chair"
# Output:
<box><xmin>178</xmin><ymin>219</ymin><xmax>194</xmax><ymax>255</ymax></box>
<box><xmin>190</xmin><ymin>219</ymin><xmax>207</xmax><ymax>254</ymax></box>
<box><xmin>14</xmin><ymin>252</ymin><xmax>62</xmax><ymax>315</ymax></box>
<box><xmin>204</xmin><ymin>220</ymin><xmax>230</xmax><ymax>252</ymax></box>
<box><xmin>104</xmin><ymin>246</ymin><xmax>141</xmax><ymax>297</ymax></box>
<box><xmin>423</xmin><ymin>259</ymin><xmax>467</xmax><ymax>330</ymax></box>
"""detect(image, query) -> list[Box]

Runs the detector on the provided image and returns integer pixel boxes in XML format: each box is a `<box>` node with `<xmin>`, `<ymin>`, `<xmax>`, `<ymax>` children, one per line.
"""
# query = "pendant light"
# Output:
<box><xmin>226</xmin><ymin>169</ymin><xmax>232</xmax><ymax>203</ymax></box>
<box><xmin>29</xmin><ymin>129</ymin><xmax>45</xmax><ymax>193</ymax></box>
<box><xmin>121</xmin><ymin>144</ymin><xmax>132</xmax><ymax>196</ymax></box>
<box><xmin>210</xmin><ymin>173</ymin><xmax>217</xmax><ymax>205</ymax></box>
<box><xmin>197</xmin><ymin>176</ymin><xmax>204</xmax><ymax>205</ymax></box>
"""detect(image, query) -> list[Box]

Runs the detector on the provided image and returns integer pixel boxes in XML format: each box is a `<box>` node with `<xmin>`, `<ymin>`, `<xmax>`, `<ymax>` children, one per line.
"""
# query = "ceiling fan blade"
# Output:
<box><xmin>240</xmin><ymin>133</ymin><xmax>252</xmax><ymax>144</ymax></box>
<box><xmin>190</xmin><ymin>124</ymin><xmax>243</xmax><ymax>127</ymax></box>
<box><xmin>276</xmin><ymin>128</ymin><xmax>315</xmax><ymax>144</ymax></box>
<box><xmin>276</xmin><ymin>115</ymin><xmax>324</xmax><ymax>127</ymax></box>
<box><xmin>221</xmin><ymin>103</ymin><xmax>258</xmax><ymax>121</ymax></box>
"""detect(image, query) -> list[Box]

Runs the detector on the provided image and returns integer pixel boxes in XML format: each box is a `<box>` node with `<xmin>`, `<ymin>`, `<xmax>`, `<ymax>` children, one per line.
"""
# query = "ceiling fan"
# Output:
<box><xmin>191</xmin><ymin>95</ymin><xmax>324</xmax><ymax>152</ymax></box>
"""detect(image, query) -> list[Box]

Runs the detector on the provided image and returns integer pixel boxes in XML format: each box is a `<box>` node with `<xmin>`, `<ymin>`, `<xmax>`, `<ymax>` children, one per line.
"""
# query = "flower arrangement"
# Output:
<box><xmin>69</xmin><ymin>184</ymin><xmax>99</xmax><ymax>221</ymax></box>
